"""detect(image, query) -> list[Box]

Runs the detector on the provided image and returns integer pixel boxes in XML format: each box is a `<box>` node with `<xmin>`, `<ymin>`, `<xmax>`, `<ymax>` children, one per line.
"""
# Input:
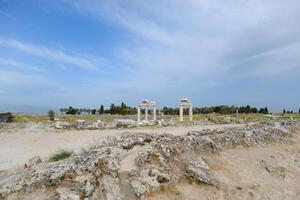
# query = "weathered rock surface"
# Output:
<box><xmin>186</xmin><ymin>157</ymin><xmax>222</xmax><ymax>187</ymax></box>
<box><xmin>0</xmin><ymin>121</ymin><xmax>298</xmax><ymax>199</ymax></box>
<box><xmin>55</xmin><ymin>121</ymin><xmax>71</xmax><ymax>129</ymax></box>
<box><xmin>92</xmin><ymin>120</ymin><xmax>105</xmax><ymax>129</ymax></box>
<box><xmin>113</xmin><ymin>119</ymin><xmax>136</xmax><ymax>127</ymax></box>
<box><xmin>76</xmin><ymin>120</ymin><xmax>86</xmax><ymax>129</ymax></box>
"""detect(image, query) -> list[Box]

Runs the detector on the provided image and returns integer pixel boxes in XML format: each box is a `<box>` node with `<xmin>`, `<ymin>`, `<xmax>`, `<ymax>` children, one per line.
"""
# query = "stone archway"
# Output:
<box><xmin>179</xmin><ymin>98</ymin><xmax>193</xmax><ymax>122</ymax></box>
<box><xmin>137</xmin><ymin>100</ymin><xmax>157</xmax><ymax>121</ymax></box>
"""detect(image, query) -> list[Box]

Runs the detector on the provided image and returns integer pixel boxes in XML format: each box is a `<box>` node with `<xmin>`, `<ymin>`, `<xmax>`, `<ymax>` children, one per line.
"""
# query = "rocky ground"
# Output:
<box><xmin>0</xmin><ymin>120</ymin><xmax>299</xmax><ymax>200</ymax></box>
<box><xmin>0</xmin><ymin>123</ymin><xmax>246</xmax><ymax>170</ymax></box>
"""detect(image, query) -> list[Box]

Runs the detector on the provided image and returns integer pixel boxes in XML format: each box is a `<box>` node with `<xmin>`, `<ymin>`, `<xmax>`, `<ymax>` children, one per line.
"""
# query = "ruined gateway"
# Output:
<box><xmin>137</xmin><ymin>98</ymin><xmax>193</xmax><ymax>122</ymax></box>
<box><xmin>1</xmin><ymin>121</ymin><xmax>300</xmax><ymax>200</ymax></box>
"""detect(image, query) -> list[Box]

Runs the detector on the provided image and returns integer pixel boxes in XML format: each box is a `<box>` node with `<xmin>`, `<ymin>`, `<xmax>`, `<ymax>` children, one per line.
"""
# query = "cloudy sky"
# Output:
<box><xmin>0</xmin><ymin>0</ymin><xmax>299</xmax><ymax>111</ymax></box>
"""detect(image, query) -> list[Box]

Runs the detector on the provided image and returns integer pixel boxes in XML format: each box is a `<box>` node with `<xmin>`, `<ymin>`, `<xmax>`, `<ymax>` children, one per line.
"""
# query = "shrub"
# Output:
<box><xmin>48</xmin><ymin>110</ymin><xmax>55</xmax><ymax>121</ymax></box>
<box><xmin>49</xmin><ymin>150</ymin><xmax>72</xmax><ymax>162</ymax></box>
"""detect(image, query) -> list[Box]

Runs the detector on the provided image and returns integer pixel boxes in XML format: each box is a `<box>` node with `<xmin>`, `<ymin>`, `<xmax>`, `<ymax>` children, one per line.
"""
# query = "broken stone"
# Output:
<box><xmin>101</xmin><ymin>174</ymin><xmax>122</xmax><ymax>200</ymax></box>
<box><xmin>92</xmin><ymin>120</ymin><xmax>104</xmax><ymax>129</ymax></box>
<box><xmin>55</xmin><ymin>121</ymin><xmax>71</xmax><ymax>129</ymax></box>
<box><xmin>186</xmin><ymin>157</ymin><xmax>222</xmax><ymax>187</ymax></box>
<box><xmin>76</xmin><ymin>120</ymin><xmax>86</xmax><ymax>129</ymax></box>
<box><xmin>56</xmin><ymin>187</ymin><xmax>80</xmax><ymax>200</ymax></box>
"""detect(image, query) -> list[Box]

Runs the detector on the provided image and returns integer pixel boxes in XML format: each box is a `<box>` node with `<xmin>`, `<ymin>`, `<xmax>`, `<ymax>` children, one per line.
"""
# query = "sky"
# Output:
<box><xmin>0</xmin><ymin>0</ymin><xmax>299</xmax><ymax>112</ymax></box>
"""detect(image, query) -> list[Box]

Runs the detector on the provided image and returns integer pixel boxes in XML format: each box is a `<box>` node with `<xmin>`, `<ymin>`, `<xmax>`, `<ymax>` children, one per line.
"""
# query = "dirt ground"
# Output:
<box><xmin>0</xmin><ymin>123</ymin><xmax>245</xmax><ymax>171</ymax></box>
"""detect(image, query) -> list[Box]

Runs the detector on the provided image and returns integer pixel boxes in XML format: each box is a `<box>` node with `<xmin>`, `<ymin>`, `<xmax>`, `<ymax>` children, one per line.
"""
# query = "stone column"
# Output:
<box><xmin>137</xmin><ymin>106</ymin><xmax>141</xmax><ymax>121</ymax></box>
<box><xmin>145</xmin><ymin>107</ymin><xmax>149</xmax><ymax>121</ymax></box>
<box><xmin>153</xmin><ymin>107</ymin><xmax>157</xmax><ymax>120</ymax></box>
<box><xmin>189</xmin><ymin>105</ymin><xmax>193</xmax><ymax>121</ymax></box>
<box><xmin>179</xmin><ymin>105</ymin><xmax>183</xmax><ymax>122</ymax></box>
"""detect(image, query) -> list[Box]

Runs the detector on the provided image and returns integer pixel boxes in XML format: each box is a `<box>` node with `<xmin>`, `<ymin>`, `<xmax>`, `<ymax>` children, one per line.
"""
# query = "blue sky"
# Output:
<box><xmin>0</xmin><ymin>0</ymin><xmax>299</xmax><ymax>111</ymax></box>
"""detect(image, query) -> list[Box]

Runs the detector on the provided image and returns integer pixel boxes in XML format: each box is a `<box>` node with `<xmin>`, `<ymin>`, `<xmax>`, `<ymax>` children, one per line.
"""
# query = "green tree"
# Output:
<box><xmin>99</xmin><ymin>105</ymin><xmax>104</xmax><ymax>114</ymax></box>
<box><xmin>258</xmin><ymin>108</ymin><xmax>265</xmax><ymax>114</ymax></box>
<box><xmin>250</xmin><ymin>107</ymin><xmax>258</xmax><ymax>113</ymax></box>
<box><xmin>110</xmin><ymin>104</ymin><xmax>117</xmax><ymax>114</ymax></box>
<box><xmin>66</xmin><ymin>106</ymin><xmax>77</xmax><ymax>115</ymax></box>
<box><xmin>48</xmin><ymin>110</ymin><xmax>55</xmax><ymax>121</ymax></box>
<box><xmin>264</xmin><ymin>107</ymin><xmax>269</xmax><ymax>114</ymax></box>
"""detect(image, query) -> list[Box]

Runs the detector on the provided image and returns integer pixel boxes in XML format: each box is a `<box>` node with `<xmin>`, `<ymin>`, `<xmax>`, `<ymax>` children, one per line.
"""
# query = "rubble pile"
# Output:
<box><xmin>0</xmin><ymin>122</ymin><xmax>297</xmax><ymax>199</ymax></box>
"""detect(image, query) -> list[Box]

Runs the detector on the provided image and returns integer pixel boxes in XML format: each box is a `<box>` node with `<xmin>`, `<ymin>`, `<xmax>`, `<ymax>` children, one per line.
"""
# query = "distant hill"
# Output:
<box><xmin>0</xmin><ymin>104</ymin><xmax>56</xmax><ymax>115</ymax></box>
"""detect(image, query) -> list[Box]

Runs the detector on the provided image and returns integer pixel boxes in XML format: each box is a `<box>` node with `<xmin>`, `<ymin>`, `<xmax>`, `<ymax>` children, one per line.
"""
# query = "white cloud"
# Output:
<box><xmin>0</xmin><ymin>38</ymin><xmax>99</xmax><ymax>70</ymax></box>
<box><xmin>0</xmin><ymin>58</ymin><xmax>42</xmax><ymax>71</ymax></box>
<box><xmin>62</xmin><ymin>0</ymin><xmax>300</xmax><ymax>84</ymax></box>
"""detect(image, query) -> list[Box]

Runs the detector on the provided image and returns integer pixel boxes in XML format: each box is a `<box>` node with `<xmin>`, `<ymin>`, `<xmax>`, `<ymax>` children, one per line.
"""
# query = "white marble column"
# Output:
<box><xmin>153</xmin><ymin>107</ymin><xmax>157</xmax><ymax>120</ymax></box>
<box><xmin>137</xmin><ymin>106</ymin><xmax>141</xmax><ymax>121</ymax></box>
<box><xmin>189</xmin><ymin>105</ymin><xmax>193</xmax><ymax>121</ymax></box>
<box><xmin>179</xmin><ymin>105</ymin><xmax>183</xmax><ymax>122</ymax></box>
<box><xmin>145</xmin><ymin>107</ymin><xmax>149</xmax><ymax>121</ymax></box>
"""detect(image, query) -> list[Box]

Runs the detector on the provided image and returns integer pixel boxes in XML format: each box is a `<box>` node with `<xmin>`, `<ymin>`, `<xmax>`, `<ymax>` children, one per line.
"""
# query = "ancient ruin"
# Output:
<box><xmin>1</xmin><ymin>121</ymin><xmax>299</xmax><ymax>200</ymax></box>
<box><xmin>179</xmin><ymin>98</ymin><xmax>193</xmax><ymax>121</ymax></box>
<box><xmin>137</xmin><ymin>100</ymin><xmax>157</xmax><ymax>121</ymax></box>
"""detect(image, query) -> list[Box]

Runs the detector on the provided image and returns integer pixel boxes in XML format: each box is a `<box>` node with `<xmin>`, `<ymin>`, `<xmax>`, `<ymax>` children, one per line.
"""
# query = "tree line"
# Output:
<box><xmin>60</xmin><ymin>103</ymin><xmax>137</xmax><ymax>115</ymax></box>
<box><xmin>283</xmin><ymin>108</ymin><xmax>300</xmax><ymax>114</ymax></box>
<box><xmin>163</xmin><ymin>105</ymin><xmax>269</xmax><ymax>115</ymax></box>
<box><xmin>60</xmin><ymin>104</ymin><xmax>272</xmax><ymax>115</ymax></box>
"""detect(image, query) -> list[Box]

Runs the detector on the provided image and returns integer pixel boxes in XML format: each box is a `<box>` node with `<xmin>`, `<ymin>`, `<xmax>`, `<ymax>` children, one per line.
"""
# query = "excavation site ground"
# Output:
<box><xmin>0</xmin><ymin>114</ymin><xmax>300</xmax><ymax>200</ymax></box>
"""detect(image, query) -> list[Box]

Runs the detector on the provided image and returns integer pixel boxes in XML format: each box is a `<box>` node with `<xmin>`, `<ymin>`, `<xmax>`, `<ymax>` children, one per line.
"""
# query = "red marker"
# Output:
<box><xmin>23</xmin><ymin>163</ymin><xmax>28</xmax><ymax>169</ymax></box>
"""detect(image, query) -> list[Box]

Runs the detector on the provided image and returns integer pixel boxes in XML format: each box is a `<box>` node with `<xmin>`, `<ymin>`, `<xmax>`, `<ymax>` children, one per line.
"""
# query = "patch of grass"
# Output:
<box><xmin>49</xmin><ymin>150</ymin><xmax>72</xmax><ymax>162</ymax></box>
<box><xmin>207</xmin><ymin>114</ymin><xmax>224</xmax><ymax>123</ymax></box>
<box><xmin>282</xmin><ymin>113</ymin><xmax>300</xmax><ymax>118</ymax></box>
<box><xmin>160</xmin><ymin>185</ymin><xmax>168</xmax><ymax>192</ymax></box>
<box><xmin>192</xmin><ymin>115</ymin><xmax>206</xmax><ymax>121</ymax></box>
<box><xmin>236</xmin><ymin>113</ymin><xmax>269</xmax><ymax>122</ymax></box>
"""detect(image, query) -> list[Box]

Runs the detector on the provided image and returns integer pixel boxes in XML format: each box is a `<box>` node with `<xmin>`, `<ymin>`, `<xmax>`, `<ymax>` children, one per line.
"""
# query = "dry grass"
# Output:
<box><xmin>12</xmin><ymin>113</ymin><xmax>179</xmax><ymax>123</ymax></box>
<box><xmin>281</xmin><ymin>113</ymin><xmax>300</xmax><ymax>118</ymax></box>
<box><xmin>11</xmin><ymin>113</ymin><xmax>272</xmax><ymax>124</ymax></box>
<box><xmin>236</xmin><ymin>113</ymin><xmax>269</xmax><ymax>122</ymax></box>
<box><xmin>13</xmin><ymin>114</ymin><xmax>50</xmax><ymax>123</ymax></box>
<box><xmin>192</xmin><ymin>115</ymin><xmax>206</xmax><ymax>121</ymax></box>
<box><xmin>12</xmin><ymin>114</ymin><xmax>137</xmax><ymax>123</ymax></box>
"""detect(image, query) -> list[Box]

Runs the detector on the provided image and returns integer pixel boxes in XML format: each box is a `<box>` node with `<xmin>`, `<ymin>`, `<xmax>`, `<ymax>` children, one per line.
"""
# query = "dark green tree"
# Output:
<box><xmin>66</xmin><ymin>106</ymin><xmax>77</xmax><ymax>115</ymax></box>
<box><xmin>110</xmin><ymin>104</ymin><xmax>117</xmax><ymax>114</ymax></box>
<box><xmin>264</xmin><ymin>107</ymin><xmax>269</xmax><ymax>114</ymax></box>
<box><xmin>48</xmin><ymin>110</ymin><xmax>55</xmax><ymax>121</ymax></box>
<box><xmin>250</xmin><ymin>107</ymin><xmax>258</xmax><ymax>113</ymax></box>
<box><xmin>99</xmin><ymin>105</ymin><xmax>104</xmax><ymax>114</ymax></box>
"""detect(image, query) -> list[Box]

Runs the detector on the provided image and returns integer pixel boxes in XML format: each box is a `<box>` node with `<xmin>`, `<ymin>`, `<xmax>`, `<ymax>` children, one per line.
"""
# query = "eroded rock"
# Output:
<box><xmin>0</xmin><ymin>122</ymin><xmax>297</xmax><ymax>199</ymax></box>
